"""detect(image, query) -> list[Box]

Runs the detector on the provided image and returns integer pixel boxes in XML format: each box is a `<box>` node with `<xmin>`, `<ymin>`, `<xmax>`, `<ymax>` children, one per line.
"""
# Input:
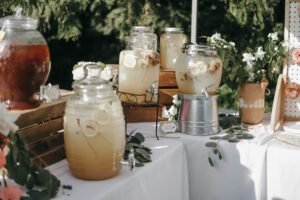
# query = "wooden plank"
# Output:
<box><xmin>124</xmin><ymin>105</ymin><xmax>163</xmax><ymax>122</ymax></box>
<box><xmin>18</xmin><ymin>117</ymin><xmax>63</xmax><ymax>144</ymax></box>
<box><xmin>159</xmin><ymin>70</ymin><xmax>177</xmax><ymax>88</ymax></box>
<box><xmin>33</xmin><ymin>145</ymin><xmax>65</xmax><ymax>167</ymax></box>
<box><xmin>270</xmin><ymin>75</ymin><xmax>284</xmax><ymax>131</ymax></box>
<box><xmin>13</xmin><ymin>96</ymin><xmax>68</xmax><ymax>128</ymax></box>
<box><xmin>159</xmin><ymin>89</ymin><xmax>179</xmax><ymax>105</ymax></box>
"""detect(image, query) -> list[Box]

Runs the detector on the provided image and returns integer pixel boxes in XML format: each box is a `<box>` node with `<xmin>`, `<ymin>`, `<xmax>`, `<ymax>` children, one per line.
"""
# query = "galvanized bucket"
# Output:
<box><xmin>178</xmin><ymin>94</ymin><xmax>219</xmax><ymax>136</ymax></box>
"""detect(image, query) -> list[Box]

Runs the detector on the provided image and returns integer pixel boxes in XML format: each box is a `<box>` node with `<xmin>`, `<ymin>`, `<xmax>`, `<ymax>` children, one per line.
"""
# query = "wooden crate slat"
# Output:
<box><xmin>13</xmin><ymin>96</ymin><xmax>67</xmax><ymax>128</ymax></box>
<box><xmin>33</xmin><ymin>145</ymin><xmax>65</xmax><ymax>168</ymax></box>
<box><xmin>18</xmin><ymin>117</ymin><xmax>63</xmax><ymax>144</ymax></box>
<box><xmin>159</xmin><ymin>70</ymin><xmax>177</xmax><ymax>88</ymax></box>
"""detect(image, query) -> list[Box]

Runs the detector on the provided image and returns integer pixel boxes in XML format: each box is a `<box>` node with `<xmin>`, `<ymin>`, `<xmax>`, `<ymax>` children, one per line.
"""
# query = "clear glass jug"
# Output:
<box><xmin>118</xmin><ymin>26</ymin><xmax>160</xmax><ymax>103</ymax></box>
<box><xmin>160</xmin><ymin>27</ymin><xmax>187</xmax><ymax>70</ymax></box>
<box><xmin>0</xmin><ymin>8</ymin><xmax>50</xmax><ymax>109</ymax></box>
<box><xmin>64</xmin><ymin>64</ymin><xmax>125</xmax><ymax>180</ymax></box>
<box><xmin>174</xmin><ymin>44</ymin><xmax>222</xmax><ymax>95</ymax></box>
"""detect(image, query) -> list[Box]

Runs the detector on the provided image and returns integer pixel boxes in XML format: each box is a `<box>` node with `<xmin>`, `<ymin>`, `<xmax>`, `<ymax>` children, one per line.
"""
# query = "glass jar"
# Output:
<box><xmin>64</xmin><ymin>64</ymin><xmax>125</xmax><ymax>180</ymax></box>
<box><xmin>0</xmin><ymin>8</ymin><xmax>50</xmax><ymax>110</ymax></box>
<box><xmin>118</xmin><ymin>26</ymin><xmax>160</xmax><ymax>104</ymax></box>
<box><xmin>160</xmin><ymin>27</ymin><xmax>187</xmax><ymax>70</ymax></box>
<box><xmin>174</xmin><ymin>44</ymin><xmax>223</xmax><ymax>95</ymax></box>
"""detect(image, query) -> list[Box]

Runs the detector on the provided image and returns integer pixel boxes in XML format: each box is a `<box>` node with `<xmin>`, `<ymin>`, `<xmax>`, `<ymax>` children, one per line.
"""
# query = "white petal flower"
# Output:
<box><xmin>0</xmin><ymin>103</ymin><xmax>20</xmax><ymax>136</ymax></box>
<box><xmin>242</xmin><ymin>53</ymin><xmax>255</xmax><ymax>68</ymax></box>
<box><xmin>161</xmin><ymin>106</ymin><xmax>171</xmax><ymax>119</ymax></box>
<box><xmin>172</xmin><ymin>95</ymin><xmax>181</xmax><ymax>106</ymax></box>
<box><xmin>229</xmin><ymin>42</ymin><xmax>235</xmax><ymax>47</ymax></box>
<box><xmin>168</xmin><ymin>105</ymin><xmax>178</xmax><ymax>116</ymax></box>
<box><xmin>72</xmin><ymin>67</ymin><xmax>84</xmax><ymax>80</ymax></box>
<box><xmin>274</xmin><ymin>47</ymin><xmax>278</xmax><ymax>52</ymax></box>
<box><xmin>254</xmin><ymin>46</ymin><xmax>266</xmax><ymax>60</ymax></box>
<box><xmin>210</xmin><ymin>33</ymin><xmax>222</xmax><ymax>43</ymax></box>
<box><xmin>268</xmin><ymin>32</ymin><xmax>278</xmax><ymax>41</ymax></box>
<box><xmin>100</xmin><ymin>66</ymin><xmax>114</xmax><ymax>81</ymax></box>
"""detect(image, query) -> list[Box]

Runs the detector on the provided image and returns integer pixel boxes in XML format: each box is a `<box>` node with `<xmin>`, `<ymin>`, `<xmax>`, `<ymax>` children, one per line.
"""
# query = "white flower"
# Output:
<box><xmin>248</xmin><ymin>72</ymin><xmax>255</xmax><ymax>82</ymax></box>
<box><xmin>282</xmin><ymin>41</ymin><xmax>289</xmax><ymax>49</ymax></box>
<box><xmin>242</xmin><ymin>53</ymin><xmax>255</xmax><ymax>68</ymax></box>
<box><xmin>254</xmin><ymin>46</ymin><xmax>266</xmax><ymax>60</ymax></box>
<box><xmin>210</xmin><ymin>33</ymin><xmax>222</xmax><ymax>43</ymax></box>
<box><xmin>223</xmin><ymin>45</ymin><xmax>228</xmax><ymax>49</ymax></box>
<box><xmin>100</xmin><ymin>66</ymin><xmax>114</xmax><ymax>81</ymax></box>
<box><xmin>72</xmin><ymin>67</ymin><xmax>85</xmax><ymax>80</ymax></box>
<box><xmin>72</xmin><ymin>61</ymin><xmax>106</xmax><ymax>80</ymax></box>
<box><xmin>172</xmin><ymin>95</ymin><xmax>181</xmax><ymax>106</ymax></box>
<box><xmin>229</xmin><ymin>42</ymin><xmax>235</xmax><ymax>47</ymax></box>
<box><xmin>168</xmin><ymin>105</ymin><xmax>178</xmax><ymax>116</ymax></box>
<box><xmin>274</xmin><ymin>47</ymin><xmax>278</xmax><ymax>52</ymax></box>
<box><xmin>268</xmin><ymin>32</ymin><xmax>278</xmax><ymax>41</ymax></box>
<box><xmin>161</xmin><ymin>106</ymin><xmax>171</xmax><ymax>119</ymax></box>
<box><xmin>0</xmin><ymin>103</ymin><xmax>20</xmax><ymax>136</ymax></box>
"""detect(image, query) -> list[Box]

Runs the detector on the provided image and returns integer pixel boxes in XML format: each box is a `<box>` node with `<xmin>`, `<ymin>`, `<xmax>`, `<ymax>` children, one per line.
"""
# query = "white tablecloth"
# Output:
<box><xmin>49</xmin><ymin>136</ymin><xmax>189</xmax><ymax>200</ymax></box>
<box><xmin>267</xmin><ymin>139</ymin><xmax>300</xmax><ymax>200</ymax></box>
<box><xmin>129</xmin><ymin>122</ymin><xmax>274</xmax><ymax>200</ymax></box>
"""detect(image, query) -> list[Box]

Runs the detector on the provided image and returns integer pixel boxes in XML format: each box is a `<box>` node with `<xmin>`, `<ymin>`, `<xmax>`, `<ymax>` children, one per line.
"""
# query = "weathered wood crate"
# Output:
<box><xmin>11</xmin><ymin>94</ymin><xmax>69</xmax><ymax>167</ymax></box>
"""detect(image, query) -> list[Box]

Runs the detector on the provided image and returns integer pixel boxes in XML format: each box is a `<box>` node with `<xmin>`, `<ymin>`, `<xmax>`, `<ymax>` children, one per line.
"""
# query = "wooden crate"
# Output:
<box><xmin>11</xmin><ymin>93</ymin><xmax>70</xmax><ymax>167</ymax></box>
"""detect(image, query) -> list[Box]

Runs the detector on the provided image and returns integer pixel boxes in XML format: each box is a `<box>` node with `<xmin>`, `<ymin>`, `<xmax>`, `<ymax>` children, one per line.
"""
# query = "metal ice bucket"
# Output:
<box><xmin>178</xmin><ymin>94</ymin><xmax>219</xmax><ymax>136</ymax></box>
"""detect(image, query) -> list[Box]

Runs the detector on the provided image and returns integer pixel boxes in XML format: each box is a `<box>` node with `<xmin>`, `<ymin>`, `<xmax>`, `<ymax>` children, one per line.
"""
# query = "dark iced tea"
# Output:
<box><xmin>0</xmin><ymin>44</ymin><xmax>50</xmax><ymax>109</ymax></box>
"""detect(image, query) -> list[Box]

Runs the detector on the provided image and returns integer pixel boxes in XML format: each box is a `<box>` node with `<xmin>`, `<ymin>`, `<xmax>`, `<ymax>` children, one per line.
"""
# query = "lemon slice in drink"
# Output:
<box><xmin>93</xmin><ymin>103</ymin><xmax>112</xmax><ymax>125</ymax></box>
<box><xmin>123</xmin><ymin>53</ymin><xmax>136</xmax><ymax>68</ymax></box>
<box><xmin>80</xmin><ymin>119</ymin><xmax>100</xmax><ymax>138</ymax></box>
<box><xmin>188</xmin><ymin>60</ymin><xmax>208</xmax><ymax>76</ymax></box>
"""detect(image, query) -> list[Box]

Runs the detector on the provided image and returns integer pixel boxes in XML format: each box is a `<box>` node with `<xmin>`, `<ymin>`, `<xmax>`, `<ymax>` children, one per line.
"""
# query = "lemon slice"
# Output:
<box><xmin>80</xmin><ymin>120</ymin><xmax>100</xmax><ymax>138</ymax></box>
<box><xmin>93</xmin><ymin>103</ymin><xmax>112</xmax><ymax>125</ymax></box>
<box><xmin>188</xmin><ymin>60</ymin><xmax>207</xmax><ymax>76</ymax></box>
<box><xmin>123</xmin><ymin>53</ymin><xmax>137</xmax><ymax>68</ymax></box>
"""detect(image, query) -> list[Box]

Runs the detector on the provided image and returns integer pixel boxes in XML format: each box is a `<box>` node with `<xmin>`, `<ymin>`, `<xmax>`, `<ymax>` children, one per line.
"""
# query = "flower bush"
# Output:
<box><xmin>0</xmin><ymin>103</ymin><xmax>61</xmax><ymax>199</ymax></box>
<box><xmin>206</xmin><ymin>32</ymin><xmax>288</xmax><ymax>89</ymax></box>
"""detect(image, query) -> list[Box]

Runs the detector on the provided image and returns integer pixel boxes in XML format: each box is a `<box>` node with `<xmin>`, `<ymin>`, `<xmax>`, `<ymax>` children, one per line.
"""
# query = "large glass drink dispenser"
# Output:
<box><xmin>118</xmin><ymin>26</ymin><xmax>160</xmax><ymax>103</ymax></box>
<box><xmin>64</xmin><ymin>64</ymin><xmax>125</xmax><ymax>180</ymax></box>
<box><xmin>174</xmin><ymin>44</ymin><xmax>222</xmax><ymax>95</ymax></box>
<box><xmin>0</xmin><ymin>8</ymin><xmax>51</xmax><ymax>109</ymax></box>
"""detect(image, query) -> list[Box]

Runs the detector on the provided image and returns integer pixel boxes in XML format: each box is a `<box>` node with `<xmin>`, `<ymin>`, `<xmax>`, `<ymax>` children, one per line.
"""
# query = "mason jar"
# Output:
<box><xmin>64</xmin><ymin>64</ymin><xmax>125</xmax><ymax>180</ymax></box>
<box><xmin>160</xmin><ymin>27</ymin><xmax>187</xmax><ymax>70</ymax></box>
<box><xmin>118</xmin><ymin>26</ymin><xmax>160</xmax><ymax>104</ymax></box>
<box><xmin>174</xmin><ymin>44</ymin><xmax>223</xmax><ymax>95</ymax></box>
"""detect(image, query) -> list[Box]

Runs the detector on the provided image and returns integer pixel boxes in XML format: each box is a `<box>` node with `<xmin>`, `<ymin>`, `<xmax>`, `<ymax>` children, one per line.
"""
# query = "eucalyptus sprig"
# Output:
<box><xmin>205</xmin><ymin>115</ymin><xmax>254</xmax><ymax>167</ymax></box>
<box><xmin>124</xmin><ymin>130</ymin><xmax>152</xmax><ymax>167</ymax></box>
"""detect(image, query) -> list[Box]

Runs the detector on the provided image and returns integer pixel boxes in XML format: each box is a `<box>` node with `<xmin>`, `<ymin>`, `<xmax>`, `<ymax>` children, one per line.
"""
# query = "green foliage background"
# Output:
<box><xmin>0</xmin><ymin>0</ymin><xmax>284</xmax><ymax>109</ymax></box>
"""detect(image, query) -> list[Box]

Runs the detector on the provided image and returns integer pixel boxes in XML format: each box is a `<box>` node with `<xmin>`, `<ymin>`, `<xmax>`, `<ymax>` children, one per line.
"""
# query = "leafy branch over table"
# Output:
<box><xmin>124</xmin><ymin>130</ymin><xmax>152</xmax><ymax>167</ymax></box>
<box><xmin>205</xmin><ymin>115</ymin><xmax>254</xmax><ymax>167</ymax></box>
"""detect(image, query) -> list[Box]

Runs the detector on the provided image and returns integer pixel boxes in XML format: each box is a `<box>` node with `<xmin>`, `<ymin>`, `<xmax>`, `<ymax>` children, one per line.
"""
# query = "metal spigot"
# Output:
<box><xmin>120</xmin><ymin>148</ymin><xmax>136</xmax><ymax>172</ymax></box>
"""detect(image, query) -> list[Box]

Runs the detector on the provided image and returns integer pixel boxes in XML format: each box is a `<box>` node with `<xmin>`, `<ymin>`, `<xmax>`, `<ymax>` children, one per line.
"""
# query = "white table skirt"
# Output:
<box><xmin>49</xmin><ymin>137</ymin><xmax>189</xmax><ymax>200</ymax></box>
<box><xmin>267</xmin><ymin>139</ymin><xmax>300</xmax><ymax>200</ymax></box>
<box><xmin>128</xmin><ymin>122</ymin><xmax>275</xmax><ymax>200</ymax></box>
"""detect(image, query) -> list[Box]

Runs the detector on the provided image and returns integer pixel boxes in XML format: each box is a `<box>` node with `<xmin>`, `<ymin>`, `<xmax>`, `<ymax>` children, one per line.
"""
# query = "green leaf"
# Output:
<box><xmin>208</xmin><ymin>157</ymin><xmax>214</xmax><ymax>167</ymax></box>
<box><xmin>228</xmin><ymin>138</ymin><xmax>240</xmax><ymax>143</ymax></box>
<box><xmin>134</xmin><ymin>132</ymin><xmax>145</xmax><ymax>143</ymax></box>
<box><xmin>205</xmin><ymin>142</ymin><xmax>217</xmax><ymax>148</ymax></box>
<box><xmin>135</xmin><ymin>162</ymin><xmax>144</xmax><ymax>167</ymax></box>
<box><xmin>27</xmin><ymin>189</ymin><xmax>50</xmax><ymax>200</ymax></box>
<box><xmin>209</xmin><ymin>136</ymin><xmax>221</xmax><ymax>140</ymax></box>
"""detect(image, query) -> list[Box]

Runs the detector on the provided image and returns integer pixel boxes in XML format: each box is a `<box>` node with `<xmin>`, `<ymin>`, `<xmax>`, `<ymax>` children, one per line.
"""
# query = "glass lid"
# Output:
<box><xmin>0</xmin><ymin>7</ymin><xmax>38</xmax><ymax>30</ymax></box>
<box><xmin>72</xmin><ymin>64</ymin><xmax>112</xmax><ymax>92</ymax></box>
